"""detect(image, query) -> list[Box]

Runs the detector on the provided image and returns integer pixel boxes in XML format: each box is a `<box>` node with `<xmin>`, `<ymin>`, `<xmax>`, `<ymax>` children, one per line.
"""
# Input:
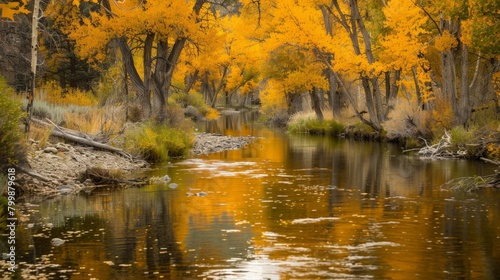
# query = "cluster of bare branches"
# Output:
<box><xmin>440</xmin><ymin>172</ymin><xmax>499</xmax><ymax>192</ymax></box>
<box><xmin>417</xmin><ymin>130</ymin><xmax>466</xmax><ymax>158</ymax></box>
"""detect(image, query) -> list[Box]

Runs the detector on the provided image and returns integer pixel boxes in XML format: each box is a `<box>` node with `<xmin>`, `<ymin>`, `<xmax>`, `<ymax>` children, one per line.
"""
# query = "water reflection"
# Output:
<box><xmin>6</xmin><ymin>113</ymin><xmax>500</xmax><ymax>279</ymax></box>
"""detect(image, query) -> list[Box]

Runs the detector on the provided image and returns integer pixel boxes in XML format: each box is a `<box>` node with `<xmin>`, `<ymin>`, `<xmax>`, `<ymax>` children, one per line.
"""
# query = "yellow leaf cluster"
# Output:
<box><xmin>260</xmin><ymin>80</ymin><xmax>287</xmax><ymax>111</ymax></box>
<box><xmin>434</xmin><ymin>30</ymin><xmax>458</xmax><ymax>52</ymax></box>
<box><xmin>0</xmin><ymin>1</ymin><xmax>29</xmax><ymax>20</ymax></box>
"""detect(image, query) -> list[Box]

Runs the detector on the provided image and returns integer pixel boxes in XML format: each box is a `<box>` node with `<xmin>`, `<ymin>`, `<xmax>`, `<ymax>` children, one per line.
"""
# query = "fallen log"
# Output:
<box><xmin>31</xmin><ymin>118</ymin><xmax>133</xmax><ymax>160</ymax></box>
<box><xmin>14</xmin><ymin>164</ymin><xmax>50</xmax><ymax>182</ymax></box>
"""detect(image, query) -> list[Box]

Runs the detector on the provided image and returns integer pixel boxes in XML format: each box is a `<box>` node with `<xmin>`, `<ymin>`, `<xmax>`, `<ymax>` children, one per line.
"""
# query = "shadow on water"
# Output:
<box><xmin>5</xmin><ymin>111</ymin><xmax>500</xmax><ymax>279</ymax></box>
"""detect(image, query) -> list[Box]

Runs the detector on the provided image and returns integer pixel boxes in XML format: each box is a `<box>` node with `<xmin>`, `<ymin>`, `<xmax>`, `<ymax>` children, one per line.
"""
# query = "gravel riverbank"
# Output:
<box><xmin>191</xmin><ymin>132</ymin><xmax>256</xmax><ymax>155</ymax></box>
<box><xmin>17</xmin><ymin>132</ymin><xmax>256</xmax><ymax>198</ymax></box>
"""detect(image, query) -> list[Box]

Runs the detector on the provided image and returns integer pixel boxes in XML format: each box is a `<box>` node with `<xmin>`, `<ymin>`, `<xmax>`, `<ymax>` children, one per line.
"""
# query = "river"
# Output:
<box><xmin>7</xmin><ymin>111</ymin><xmax>500</xmax><ymax>279</ymax></box>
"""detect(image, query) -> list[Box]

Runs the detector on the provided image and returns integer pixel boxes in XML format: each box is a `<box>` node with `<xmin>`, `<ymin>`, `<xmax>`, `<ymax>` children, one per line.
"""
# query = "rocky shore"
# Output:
<box><xmin>18</xmin><ymin>132</ymin><xmax>256</xmax><ymax>198</ymax></box>
<box><xmin>191</xmin><ymin>133</ymin><xmax>256</xmax><ymax>155</ymax></box>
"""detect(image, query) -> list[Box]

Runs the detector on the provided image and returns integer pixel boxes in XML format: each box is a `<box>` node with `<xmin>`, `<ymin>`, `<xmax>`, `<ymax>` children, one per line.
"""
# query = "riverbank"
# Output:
<box><xmin>17</xmin><ymin>132</ymin><xmax>255</xmax><ymax>199</ymax></box>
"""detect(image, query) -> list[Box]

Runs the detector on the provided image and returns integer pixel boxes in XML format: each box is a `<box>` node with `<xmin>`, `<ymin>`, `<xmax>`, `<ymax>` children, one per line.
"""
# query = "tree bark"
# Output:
<box><xmin>310</xmin><ymin>87</ymin><xmax>324</xmax><ymax>121</ymax></box>
<box><xmin>411</xmin><ymin>66</ymin><xmax>422</xmax><ymax>106</ymax></box>
<box><xmin>458</xmin><ymin>42</ymin><xmax>470</xmax><ymax>128</ymax></box>
<box><xmin>26</xmin><ymin>0</ymin><xmax>41</xmax><ymax>138</ymax></box>
<box><xmin>440</xmin><ymin>16</ymin><xmax>458</xmax><ymax>116</ymax></box>
<box><xmin>384</xmin><ymin>69</ymin><xmax>400</xmax><ymax>117</ymax></box>
<box><xmin>142</xmin><ymin>33</ymin><xmax>155</xmax><ymax>119</ymax></box>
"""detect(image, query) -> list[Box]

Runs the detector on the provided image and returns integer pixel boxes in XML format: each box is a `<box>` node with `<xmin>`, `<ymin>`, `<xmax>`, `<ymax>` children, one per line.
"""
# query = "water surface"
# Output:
<box><xmin>8</xmin><ymin>112</ymin><xmax>500</xmax><ymax>279</ymax></box>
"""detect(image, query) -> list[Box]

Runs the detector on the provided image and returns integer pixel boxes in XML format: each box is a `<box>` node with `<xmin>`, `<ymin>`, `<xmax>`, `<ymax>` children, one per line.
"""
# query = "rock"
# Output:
<box><xmin>57</xmin><ymin>185</ymin><xmax>74</xmax><ymax>195</ymax></box>
<box><xmin>196</xmin><ymin>191</ymin><xmax>207</xmax><ymax>197</ymax></box>
<box><xmin>50</xmin><ymin>238</ymin><xmax>65</xmax><ymax>247</ymax></box>
<box><xmin>44</xmin><ymin>147</ymin><xmax>59</xmax><ymax>154</ymax></box>
<box><xmin>83</xmin><ymin>179</ymin><xmax>93</xmax><ymax>186</ymax></box>
<box><xmin>184</xmin><ymin>105</ymin><xmax>204</xmax><ymax>120</ymax></box>
<box><xmin>55</xmin><ymin>143</ymin><xmax>70</xmax><ymax>152</ymax></box>
<box><xmin>168</xmin><ymin>183</ymin><xmax>178</xmax><ymax>189</ymax></box>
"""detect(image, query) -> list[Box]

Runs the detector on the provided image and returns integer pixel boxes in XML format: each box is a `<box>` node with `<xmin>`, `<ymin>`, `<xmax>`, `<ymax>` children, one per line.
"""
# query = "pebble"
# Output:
<box><xmin>44</xmin><ymin>147</ymin><xmax>59</xmax><ymax>154</ymax></box>
<box><xmin>50</xmin><ymin>238</ymin><xmax>65</xmax><ymax>246</ymax></box>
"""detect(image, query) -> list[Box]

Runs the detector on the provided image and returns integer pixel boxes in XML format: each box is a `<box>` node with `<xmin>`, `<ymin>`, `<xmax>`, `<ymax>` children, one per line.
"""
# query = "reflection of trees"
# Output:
<box><xmin>203</xmin><ymin>111</ymin><xmax>260</xmax><ymax>135</ymax></box>
<box><xmin>24</xmin><ymin>187</ymin><xmax>185</xmax><ymax>276</ymax></box>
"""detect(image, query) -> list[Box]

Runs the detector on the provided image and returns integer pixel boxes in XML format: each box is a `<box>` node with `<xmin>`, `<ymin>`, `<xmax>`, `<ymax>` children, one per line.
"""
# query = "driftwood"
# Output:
<box><xmin>14</xmin><ymin>164</ymin><xmax>50</xmax><ymax>182</ymax></box>
<box><xmin>417</xmin><ymin>130</ymin><xmax>464</xmax><ymax>158</ymax></box>
<box><xmin>31</xmin><ymin>118</ymin><xmax>133</xmax><ymax>160</ymax></box>
<box><xmin>81</xmin><ymin>167</ymin><xmax>147</xmax><ymax>187</ymax></box>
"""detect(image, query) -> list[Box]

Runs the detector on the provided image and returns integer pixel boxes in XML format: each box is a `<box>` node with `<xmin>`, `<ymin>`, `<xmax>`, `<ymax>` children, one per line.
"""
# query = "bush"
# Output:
<box><xmin>287</xmin><ymin>111</ymin><xmax>345</xmax><ymax>136</ymax></box>
<box><xmin>0</xmin><ymin>78</ymin><xmax>27</xmax><ymax>169</ymax></box>
<box><xmin>385</xmin><ymin>98</ymin><xmax>429</xmax><ymax>141</ymax></box>
<box><xmin>125</xmin><ymin>122</ymin><xmax>194</xmax><ymax>162</ymax></box>
<box><xmin>169</xmin><ymin>91</ymin><xmax>210</xmax><ymax>115</ymax></box>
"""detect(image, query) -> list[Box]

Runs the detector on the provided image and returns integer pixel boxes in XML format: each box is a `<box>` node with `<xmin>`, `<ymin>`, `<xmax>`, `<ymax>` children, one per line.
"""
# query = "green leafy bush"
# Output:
<box><xmin>287</xmin><ymin>112</ymin><xmax>345</xmax><ymax>136</ymax></box>
<box><xmin>0</xmin><ymin>77</ymin><xmax>27</xmax><ymax>169</ymax></box>
<box><xmin>125</xmin><ymin>122</ymin><xmax>194</xmax><ymax>162</ymax></box>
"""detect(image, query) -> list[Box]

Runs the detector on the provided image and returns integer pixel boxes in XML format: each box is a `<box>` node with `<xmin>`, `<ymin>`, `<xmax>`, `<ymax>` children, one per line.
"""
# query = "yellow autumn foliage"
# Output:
<box><xmin>434</xmin><ymin>30</ymin><xmax>459</xmax><ymax>52</ymax></box>
<box><xmin>0</xmin><ymin>1</ymin><xmax>29</xmax><ymax>20</ymax></box>
<box><xmin>38</xmin><ymin>81</ymin><xmax>98</xmax><ymax>107</ymax></box>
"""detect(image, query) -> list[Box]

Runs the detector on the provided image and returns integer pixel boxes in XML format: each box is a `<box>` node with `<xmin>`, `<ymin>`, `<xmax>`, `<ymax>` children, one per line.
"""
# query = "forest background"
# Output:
<box><xmin>0</xmin><ymin>0</ymin><xmax>499</xmax><ymax>170</ymax></box>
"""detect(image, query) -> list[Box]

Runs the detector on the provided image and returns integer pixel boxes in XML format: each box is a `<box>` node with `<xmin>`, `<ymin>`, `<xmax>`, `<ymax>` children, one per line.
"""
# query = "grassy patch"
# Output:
<box><xmin>169</xmin><ymin>91</ymin><xmax>210</xmax><ymax>115</ymax></box>
<box><xmin>124</xmin><ymin>122</ymin><xmax>194</xmax><ymax>162</ymax></box>
<box><xmin>287</xmin><ymin>111</ymin><xmax>345</xmax><ymax>136</ymax></box>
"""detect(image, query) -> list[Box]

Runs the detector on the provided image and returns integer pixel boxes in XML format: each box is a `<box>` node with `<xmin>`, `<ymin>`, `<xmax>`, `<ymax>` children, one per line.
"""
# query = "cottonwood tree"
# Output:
<box><xmin>430</xmin><ymin>0</ymin><xmax>499</xmax><ymax>127</ymax></box>
<box><xmin>64</xmin><ymin>0</ymin><xmax>211</xmax><ymax>121</ymax></box>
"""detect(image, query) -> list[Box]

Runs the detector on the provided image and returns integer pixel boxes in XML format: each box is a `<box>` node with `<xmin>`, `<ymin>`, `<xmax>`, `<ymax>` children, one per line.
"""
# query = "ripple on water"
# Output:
<box><xmin>291</xmin><ymin>217</ymin><xmax>340</xmax><ymax>224</ymax></box>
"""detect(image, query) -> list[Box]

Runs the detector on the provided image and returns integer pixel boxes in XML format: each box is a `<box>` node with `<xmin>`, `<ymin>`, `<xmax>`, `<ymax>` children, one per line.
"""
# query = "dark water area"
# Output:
<box><xmin>5</xmin><ymin>111</ymin><xmax>500</xmax><ymax>279</ymax></box>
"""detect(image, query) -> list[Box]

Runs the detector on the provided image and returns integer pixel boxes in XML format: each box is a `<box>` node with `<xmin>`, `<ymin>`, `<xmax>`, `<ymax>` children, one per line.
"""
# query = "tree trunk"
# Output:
<box><xmin>152</xmin><ymin>40</ymin><xmax>168</xmax><ymax>119</ymax></box>
<box><xmin>411</xmin><ymin>66</ymin><xmax>422</xmax><ymax>107</ymax></box>
<box><xmin>142</xmin><ymin>33</ymin><xmax>154</xmax><ymax>119</ymax></box>
<box><xmin>310</xmin><ymin>88</ymin><xmax>324</xmax><ymax>121</ymax></box>
<box><xmin>26</xmin><ymin>0</ymin><xmax>41</xmax><ymax>138</ymax></box>
<box><xmin>458</xmin><ymin>42</ymin><xmax>470</xmax><ymax>128</ymax></box>
<box><xmin>385</xmin><ymin>70</ymin><xmax>400</xmax><ymax>117</ymax></box>
<box><xmin>440</xmin><ymin>16</ymin><xmax>458</xmax><ymax>116</ymax></box>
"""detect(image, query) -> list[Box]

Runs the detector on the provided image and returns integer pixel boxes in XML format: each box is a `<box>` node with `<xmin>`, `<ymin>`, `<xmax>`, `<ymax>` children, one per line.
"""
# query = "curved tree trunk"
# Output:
<box><xmin>310</xmin><ymin>87</ymin><xmax>324</xmax><ymax>121</ymax></box>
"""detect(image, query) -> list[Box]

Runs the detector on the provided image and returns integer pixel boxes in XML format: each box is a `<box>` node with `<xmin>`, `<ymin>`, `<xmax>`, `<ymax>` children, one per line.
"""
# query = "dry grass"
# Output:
<box><xmin>38</xmin><ymin>81</ymin><xmax>98</xmax><ymax>106</ymax></box>
<box><xmin>385</xmin><ymin>98</ymin><xmax>429</xmax><ymax>141</ymax></box>
<box><xmin>64</xmin><ymin>106</ymin><xmax>126</xmax><ymax>138</ymax></box>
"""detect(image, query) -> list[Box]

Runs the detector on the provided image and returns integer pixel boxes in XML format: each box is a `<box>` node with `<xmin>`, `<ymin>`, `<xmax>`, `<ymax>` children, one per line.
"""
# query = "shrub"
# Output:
<box><xmin>287</xmin><ymin>111</ymin><xmax>345</xmax><ymax>136</ymax></box>
<box><xmin>426</xmin><ymin>97</ymin><xmax>453</xmax><ymax>137</ymax></box>
<box><xmin>169</xmin><ymin>91</ymin><xmax>210</xmax><ymax>115</ymax></box>
<box><xmin>0</xmin><ymin>78</ymin><xmax>27</xmax><ymax>169</ymax></box>
<box><xmin>124</xmin><ymin>122</ymin><xmax>194</xmax><ymax>162</ymax></box>
<box><xmin>385</xmin><ymin>98</ymin><xmax>429</xmax><ymax>141</ymax></box>
<box><xmin>450</xmin><ymin>126</ymin><xmax>478</xmax><ymax>157</ymax></box>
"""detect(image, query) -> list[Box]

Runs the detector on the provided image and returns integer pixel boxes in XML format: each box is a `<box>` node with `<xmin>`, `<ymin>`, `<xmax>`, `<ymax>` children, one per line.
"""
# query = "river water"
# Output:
<box><xmin>9</xmin><ymin>112</ymin><xmax>500</xmax><ymax>279</ymax></box>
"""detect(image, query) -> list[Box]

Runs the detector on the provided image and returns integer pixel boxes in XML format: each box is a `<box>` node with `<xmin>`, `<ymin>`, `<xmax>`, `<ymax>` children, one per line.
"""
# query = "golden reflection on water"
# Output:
<box><xmin>11</xmin><ymin>116</ymin><xmax>500</xmax><ymax>279</ymax></box>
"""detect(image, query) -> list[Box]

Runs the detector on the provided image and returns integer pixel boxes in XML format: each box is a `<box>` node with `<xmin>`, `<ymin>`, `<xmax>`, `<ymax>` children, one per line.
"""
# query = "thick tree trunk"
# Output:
<box><xmin>142</xmin><ymin>33</ymin><xmax>154</xmax><ymax>119</ymax></box>
<box><xmin>440</xmin><ymin>16</ymin><xmax>458</xmax><ymax>116</ymax></box>
<box><xmin>458</xmin><ymin>42</ymin><xmax>470</xmax><ymax>128</ymax></box>
<box><xmin>310</xmin><ymin>88</ymin><xmax>324</xmax><ymax>121</ymax></box>
<box><xmin>384</xmin><ymin>70</ymin><xmax>400</xmax><ymax>117</ymax></box>
<box><xmin>327</xmin><ymin>68</ymin><xmax>341</xmax><ymax>119</ymax></box>
<box><xmin>411</xmin><ymin>66</ymin><xmax>422</xmax><ymax>106</ymax></box>
<box><xmin>152</xmin><ymin>40</ymin><xmax>168</xmax><ymax>119</ymax></box>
